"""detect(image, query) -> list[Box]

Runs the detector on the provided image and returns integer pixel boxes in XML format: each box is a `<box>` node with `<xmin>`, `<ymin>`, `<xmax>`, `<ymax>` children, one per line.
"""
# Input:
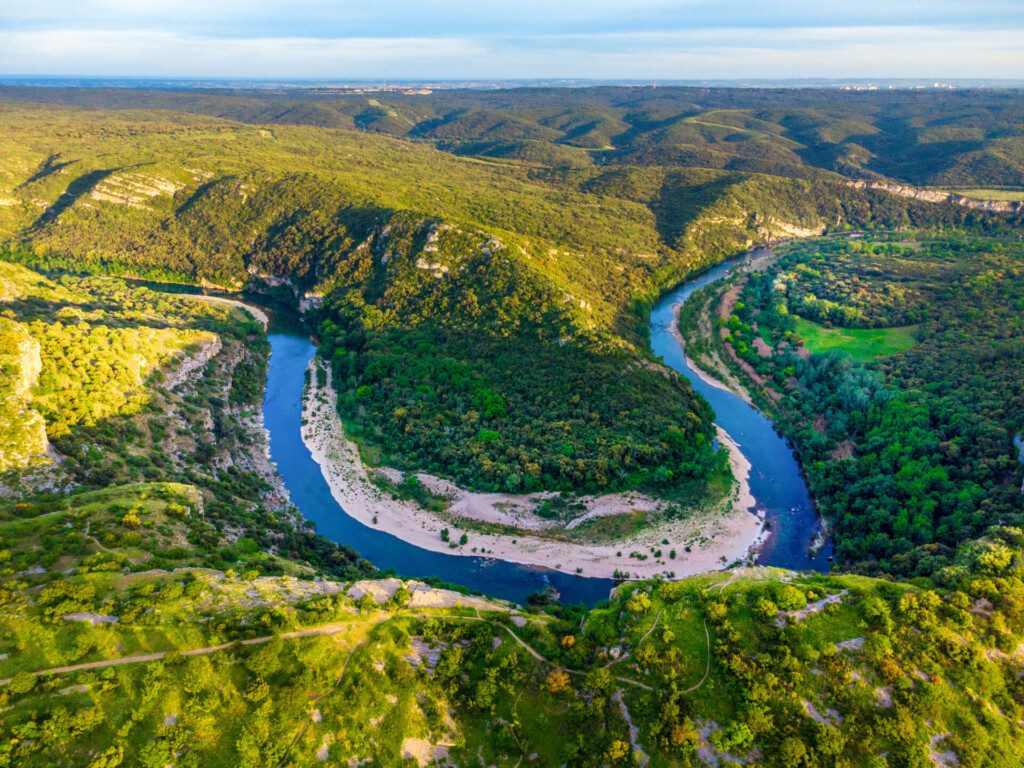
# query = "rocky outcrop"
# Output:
<box><xmin>163</xmin><ymin>337</ymin><xmax>223</xmax><ymax>391</ymax></box>
<box><xmin>345</xmin><ymin>577</ymin><xmax>505</xmax><ymax>611</ymax></box>
<box><xmin>849</xmin><ymin>180</ymin><xmax>1023</xmax><ymax>214</ymax></box>
<box><xmin>0</xmin><ymin>319</ymin><xmax>49</xmax><ymax>472</ymax></box>
<box><xmin>89</xmin><ymin>172</ymin><xmax>184</xmax><ymax>209</ymax></box>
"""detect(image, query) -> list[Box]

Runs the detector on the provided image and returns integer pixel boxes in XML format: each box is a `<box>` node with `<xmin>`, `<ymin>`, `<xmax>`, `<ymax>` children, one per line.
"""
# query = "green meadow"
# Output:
<box><xmin>792</xmin><ymin>317</ymin><xmax>918</xmax><ymax>361</ymax></box>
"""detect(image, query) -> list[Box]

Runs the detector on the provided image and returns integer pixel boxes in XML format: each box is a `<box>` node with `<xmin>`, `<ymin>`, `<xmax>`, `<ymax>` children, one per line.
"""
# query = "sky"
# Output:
<box><xmin>0</xmin><ymin>1</ymin><xmax>1022</xmax><ymax>81</ymax></box>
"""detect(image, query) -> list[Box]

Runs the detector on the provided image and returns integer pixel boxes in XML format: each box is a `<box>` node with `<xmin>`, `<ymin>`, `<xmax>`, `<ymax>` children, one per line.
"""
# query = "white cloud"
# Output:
<box><xmin>0</xmin><ymin>25</ymin><xmax>1020</xmax><ymax>79</ymax></box>
<box><xmin>0</xmin><ymin>30</ymin><xmax>486</xmax><ymax>78</ymax></box>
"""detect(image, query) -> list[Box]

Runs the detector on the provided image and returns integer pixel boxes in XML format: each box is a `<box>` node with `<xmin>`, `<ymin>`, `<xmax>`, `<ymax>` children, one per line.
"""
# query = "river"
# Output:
<box><xmin>649</xmin><ymin>250</ymin><xmax>833</xmax><ymax>571</ymax></box>
<box><xmin>145</xmin><ymin>247</ymin><xmax>830</xmax><ymax>605</ymax></box>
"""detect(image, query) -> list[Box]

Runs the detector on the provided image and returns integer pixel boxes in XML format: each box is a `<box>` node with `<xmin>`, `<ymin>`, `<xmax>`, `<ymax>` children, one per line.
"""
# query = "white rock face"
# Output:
<box><xmin>0</xmin><ymin>320</ymin><xmax>49</xmax><ymax>472</ymax></box>
<box><xmin>89</xmin><ymin>172</ymin><xmax>184</xmax><ymax>209</ymax></box>
<box><xmin>345</xmin><ymin>578</ymin><xmax>503</xmax><ymax>611</ymax></box>
<box><xmin>849</xmin><ymin>180</ymin><xmax>1024</xmax><ymax>214</ymax></box>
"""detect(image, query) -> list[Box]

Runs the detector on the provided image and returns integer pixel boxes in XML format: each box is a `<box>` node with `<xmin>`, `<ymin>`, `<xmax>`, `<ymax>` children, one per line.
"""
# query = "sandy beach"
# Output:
<box><xmin>301</xmin><ymin>360</ymin><xmax>766</xmax><ymax>580</ymax></box>
<box><xmin>190</xmin><ymin>294</ymin><xmax>269</xmax><ymax>329</ymax></box>
<box><xmin>671</xmin><ymin>300</ymin><xmax>754</xmax><ymax>405</ymax></box>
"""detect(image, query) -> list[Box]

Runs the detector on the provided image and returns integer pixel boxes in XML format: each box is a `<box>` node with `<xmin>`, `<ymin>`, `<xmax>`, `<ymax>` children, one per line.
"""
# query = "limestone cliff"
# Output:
<box><xmin>0</xmin><ymin>319</ymin><xmax>49</xmax><ymax>472</ymax></box>
<box><xmin>849</xmin><ymin>180</ymin><xmax>1024</xmax><ymax>214</ymax></box>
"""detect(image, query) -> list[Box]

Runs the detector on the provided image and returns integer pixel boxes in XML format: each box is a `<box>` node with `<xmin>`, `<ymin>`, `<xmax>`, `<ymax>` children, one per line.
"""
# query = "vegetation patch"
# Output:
<box><xmin>791</xmin><ymin>316</ymin><xmax>917</xmax><ymax>361</ymax></box>
<box><xmin>688</xmin><ymin>232</ymin><xmax>1024</xmax><ymax>571</ymax></box>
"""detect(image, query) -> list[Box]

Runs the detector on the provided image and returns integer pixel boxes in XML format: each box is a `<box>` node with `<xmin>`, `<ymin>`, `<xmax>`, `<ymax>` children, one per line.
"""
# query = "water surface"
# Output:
<box><xmin>649</xmin><ymin>250</ymin><xmax>832</xmax><ymax>570</ymax></box>
<box><xmin>262</xmin><ymin>330</ymin><xmax>616</xmax><ymax>605</ymax></box>
<box><xmin>145</xmin><ymin>248</ymin><xmax>829</xmax><ymax>606</ymax></box>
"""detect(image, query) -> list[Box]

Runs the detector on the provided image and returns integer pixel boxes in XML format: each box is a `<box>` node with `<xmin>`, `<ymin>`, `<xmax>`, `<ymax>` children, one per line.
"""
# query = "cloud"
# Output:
<box><xmin>0</xmin><ymin>30</ymin><xmax>485</xmax><ymax>78</ymax></box>
<box><xmin>0</xmin><ymin>24</ymin><xmax>1020</xmax><ymax>79</ymax></box>
<box><xmin>3</xmin><ymin>1</ymin><xmax>1022</xmax><ymax>37</ymax></box>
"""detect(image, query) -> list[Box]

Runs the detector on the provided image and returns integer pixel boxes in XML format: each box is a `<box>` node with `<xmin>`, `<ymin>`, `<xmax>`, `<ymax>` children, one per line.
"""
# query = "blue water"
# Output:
<box><xmin>262</xmin><ymin>331</ymin><xmax>616</xmax><ymax>606</ymax></box>
<box><xmin>251</xmin><ymin>247</ymin><xmax>829</xmax><ymax>606</ymax></box>
<box><xmin>649</xmin><ymin>250</ymin><xmax>832</xmax><ymax>570</ymax></box>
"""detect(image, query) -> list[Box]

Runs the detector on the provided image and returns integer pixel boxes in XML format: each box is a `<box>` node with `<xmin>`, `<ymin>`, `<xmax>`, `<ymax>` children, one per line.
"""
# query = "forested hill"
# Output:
<box><xmin>0</xmin><ymin>102</ymin><xmax>1010</xmax><ymax>498</ymax></box>
<box><xmin>2</xmin><ymin>85</ymin><xmax>1023</xmax><ymax>187</ymax></box>
<box><xmin>0</xmin><ymin>90</ymin><xmax>1023</xmax><ymax>767</ymax></box>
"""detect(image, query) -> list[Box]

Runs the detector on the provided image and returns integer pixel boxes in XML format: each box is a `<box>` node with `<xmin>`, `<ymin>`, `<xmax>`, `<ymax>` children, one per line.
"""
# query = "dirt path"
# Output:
<box><xmin>491</xmin><ymin>619</ymin><xmax>653</xmax><ymax>692</ymax></box>
<box><xmin>606</xmin><ymin>608</ymin><xmax>662</xmax><ymax>669</ymax></box>
<box><xmin>0</xmin><ymin>619</ymin><xmax>380</xmax><ymax>686</ymax></box>
<box><xmin>277</xmin><ymin>649</ymin><xmax>358</xmax><ymax>767</ymax></box>
<box><xmin>1</xmin><ymin>610</ymin><xmax>653</xmax><ymax>694</ymax></box>
<box><xmin>499</xmin><ymin>624</ymin><xmax>546</xmax><ymax>663</ymax></box>
<box><xmin>636</xmin><ymin>609</ymin><xmax>663</xmax><ymax>647</ymax></box>
<box><xmin>187</xmin><ymin>295</ymin><xmax>269</xmax><ymax>329</ymax></box>
<box><xmin>681</xmin><ymin>620</ymin><xmax>711</xmax><ymax>694</ymax></box>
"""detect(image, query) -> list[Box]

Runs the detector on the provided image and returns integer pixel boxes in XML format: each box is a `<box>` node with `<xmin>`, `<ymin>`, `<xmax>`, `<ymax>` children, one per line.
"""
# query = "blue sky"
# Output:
<box><xmin>1</xmin><ymin>1</ymin><xmax>1021</xmax><ymax>79</ymax></box>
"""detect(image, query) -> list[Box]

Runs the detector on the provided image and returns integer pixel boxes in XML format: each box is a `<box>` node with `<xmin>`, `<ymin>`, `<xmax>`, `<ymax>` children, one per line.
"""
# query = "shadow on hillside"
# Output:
<box><xmin>174</xmin><ymin>175</ymin><xmax>234</xmax><ymax>216</ymax></box>
<box><xmin>651</xmin><ymin>172</ymin><xmax>739</xmax><ymax>250</ymax></box>
<box><xmin>16</xmin><ymin>153</ymin><xmax>79</xmax><ymax>190</ymax></box>
<box><xmin>27</xmin><ymin>168</ymin><xmax>119</xmax><ymax>232</ymax></box>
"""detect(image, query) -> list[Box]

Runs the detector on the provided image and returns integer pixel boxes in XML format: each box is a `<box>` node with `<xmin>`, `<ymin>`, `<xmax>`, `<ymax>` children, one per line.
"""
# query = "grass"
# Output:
<box><xmin>793</xmin><ymin>317</ymin><xmax>918</xmax><ymax>361</ymax></box>
<box><xmin>952</xmin><ymin>188</ymin><xmax>1024</xmax><ymax>201</ymax></box>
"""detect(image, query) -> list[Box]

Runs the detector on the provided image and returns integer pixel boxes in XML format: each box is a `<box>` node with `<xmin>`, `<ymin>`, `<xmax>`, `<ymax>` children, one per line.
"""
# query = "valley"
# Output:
<box><xmin>0</xmin><ymin>85</ymin><xmax>1022</xmax><ymax>766</ymax></box>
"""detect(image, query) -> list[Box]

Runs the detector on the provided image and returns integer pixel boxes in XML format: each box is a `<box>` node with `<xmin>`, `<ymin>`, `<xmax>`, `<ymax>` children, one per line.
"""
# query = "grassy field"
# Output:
<box><xmin>953</xmin><ymin>188</ymin><xmax>1024</xmax><ymax>201</ymax></box>
<box><xmin>792</xmin><ymin>316</ymin><xmax>918</xmax><ymax>360</ymax></box>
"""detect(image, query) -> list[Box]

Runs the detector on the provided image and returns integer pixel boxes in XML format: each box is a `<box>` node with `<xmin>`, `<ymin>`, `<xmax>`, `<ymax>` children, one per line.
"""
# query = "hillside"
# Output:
<box><xmin>1</xmin><ymin>273</ymin><xmax>1022</xmax><ymax>764</ymax></box>
<box><xmin>0</xmin><ymin>103</ymin><xmax>1008</xmax><ymax>502</ymax></box>
<box><xmin>0</xmin><ymin>260</ymin><xmax>371</xmax><ymax>581</ymax></box>
<box><xmin>0</xmin><ymin>91</ymin><xmax>1022</xmax><ymax>766</ymax></box>
<box><xmin>2</xmin><ymin>527</ymin><xmax>1023</xmax><ymax>766</ymax></box>
<box><xmin>3</xmin><ymin>86</ymin><xmax>1024</xmax><ymax>188</ymax></box>
<box><xmin>678</xmin><ymin>232</ymin><xmax>1024</xmax><ymax>572</ymax></box>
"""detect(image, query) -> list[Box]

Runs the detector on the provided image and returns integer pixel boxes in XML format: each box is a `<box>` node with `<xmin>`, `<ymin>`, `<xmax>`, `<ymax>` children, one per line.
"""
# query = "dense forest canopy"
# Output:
<box><xmin>690</xmin><ymin>234</ymin><xmax>1024</xmax><ymax>572</ymax></box>
<box><xmin>2</xmin><ymin>85</ymin><xmax>1023</xmax><ymax>187</ymax></box>
<box><xmin>0</xmin><ymin>86</ymin><xmax>1023</xmax><ymax>765</ymax></box>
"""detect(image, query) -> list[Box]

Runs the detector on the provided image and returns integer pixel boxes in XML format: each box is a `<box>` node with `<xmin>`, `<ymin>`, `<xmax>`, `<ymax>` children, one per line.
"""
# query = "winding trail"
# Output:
<box><xmin>0</xmin><ymin>620</ymin><xmax>374</xmax><ymax>686</ymax></box>
<box><xmin>636</xmin><ymin>609</ymin><xmax>663</xmax><ymax>648</ymax></box>
<box><xmin>606</xmin><ymin>608</ymin><xmax>663</xmax><ymax>669</ymax></box>
<box><xmin>277</xmin><ymin>649</ymin><xmax>358</xmax><ymax>768</ymax></box>
<box><xmin>681</xmin><ymin>620</ymin><xmax>712</xmax><ymax>694</ymax></box>
<box><xmin>0</xmin><ymin>611</ymin><xmax>652</xmax><ymax>692</ymax></box>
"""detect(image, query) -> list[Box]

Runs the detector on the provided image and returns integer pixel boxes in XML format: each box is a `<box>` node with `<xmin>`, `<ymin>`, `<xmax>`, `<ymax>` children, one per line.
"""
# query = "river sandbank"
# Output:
<box><xmin>671</xmin><ymin>301</ymin><xmax>754</xmax><ymax>406</ymax></box>
<box><xmin>191</xmin><ymin>294</ymin><xmax>269</xmax><ymax>329</ymax></box>
<box><xmin>300</xmin><ymin>361</ymin><xmax>766</xmax><ymax>580</ymax></box>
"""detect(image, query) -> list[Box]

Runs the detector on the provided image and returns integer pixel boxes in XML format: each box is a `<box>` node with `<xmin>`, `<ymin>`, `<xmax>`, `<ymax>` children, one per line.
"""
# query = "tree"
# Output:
<box><xmin>546</xmin><ymin>668</ymin><xmax>571</xmax><ymax>694</ymax></box>
<box><xmin>779</xmin><ymin>736</ymin><xmax>809</xmax><ymax>767</ymax></box>
<box><xmin>88</xmin><ymin>746</ymin><xmax>125</xmax><ymax>768</ymax></box>
<box><xmin>605</xmin><ymin>740</ymin><xmax>630</xmax><ymax>763</ymax></box>
<box><xmin>244</xmin><ymin>677</ymin><xmax>269</xmax><ymax>702</ymax></box>
<box><xmin>626</xmin><ymin>591</ymin><xmax>652</xmax><ymax>614</ymax></box>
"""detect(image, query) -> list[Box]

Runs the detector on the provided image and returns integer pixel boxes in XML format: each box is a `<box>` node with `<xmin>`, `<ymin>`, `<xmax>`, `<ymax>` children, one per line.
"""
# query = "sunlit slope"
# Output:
<box><xmin>0</xmin><ymin>105</ymin><xmax>987</xmax><ymax>340</ymax></box>
<box><xmin>3</xmin><ymin>536</ymin><xmax>1024</xmax><ymax>767</ymax></box>
<box><xmin>0</xmin><ymin>261</ymin><xmax>214</xmax><ymax>471</ymax></box>
<box><xmin>3</xmin><ymin>86</ymin><xmax>1023</xmax><ymax>186</ymax></box>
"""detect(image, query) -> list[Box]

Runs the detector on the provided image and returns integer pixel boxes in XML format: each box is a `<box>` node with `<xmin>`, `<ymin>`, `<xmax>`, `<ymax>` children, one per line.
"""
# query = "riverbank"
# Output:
<box><xmin>191</xmin><ymin>295</ymin><xmax>269</xmax><ymax>329</ymax></box>
<box><xmin>671</xmin><ymin>300</ymin><xmax>754</xmax><ymax>406</ymax></box>
<box><xmin>301</xmin><ymin>360</ymin><xmax>766</xmax><ymax>581</ymax></box>
<box><xmin>649</xmin><ymin>248</ymin><xmax>833</xmax><ymax>570</ymax></box>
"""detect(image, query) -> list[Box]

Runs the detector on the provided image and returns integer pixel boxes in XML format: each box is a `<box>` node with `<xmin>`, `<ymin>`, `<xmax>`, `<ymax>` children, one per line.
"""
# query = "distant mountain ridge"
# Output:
<box><xmin>3</xmin><ymin>85</ymin><xmax>1023</xmax><ymax>188</ymax></box>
